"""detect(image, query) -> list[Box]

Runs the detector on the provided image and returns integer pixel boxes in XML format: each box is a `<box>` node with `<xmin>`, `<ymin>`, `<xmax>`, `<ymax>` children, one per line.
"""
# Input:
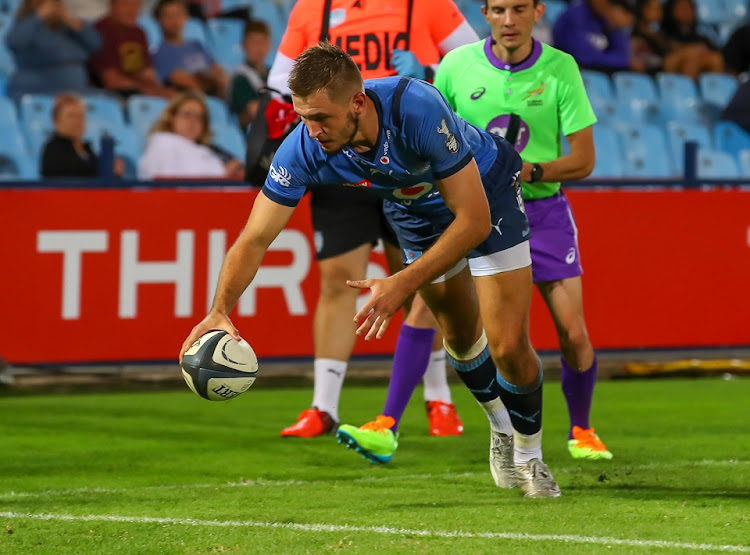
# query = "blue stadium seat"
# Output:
<box><xmin>207</xmin><ymin>18</ymin><xmax>245</xmax><ymax>73</ymax></box>
<box><xmin>581</xmin><ymin>70</ymin><xmax>614</xmax><ymax>101</ymax></box>
<box><xmin>0</xmin><ymin>95</ymin><xmax>19</xmax><ymax>128</ymax></box>
<box><xmin>666</xmin><ymin>121</ymin><xmax>712</xmax><ymax>172</ymax></box>
<box><xmin>251</xmin><ymin>2</ymin><xmax>285</xmax><ymax>63</ymax></box>
<box><xmin>695</xmin><ymin>0</ymin><xmax>725</xmax><ymax>24</ymax></box>
<box><xmin>656</xmin><ymin>72</ymin><xmax>703</xmax><ymax>123</ymax></box>
<box><xmin>724</xmin><ymin>0</ymin><xmax>748</xmax><ymax>20</ymax></box>
<box><xmin>0</xmin><ymin>0</ymin><xmax>21</xmax><ymax>19</ymax></box>
<box><xmin>86</xmin><ymin>120</ymin><xmax>141</xmax><ymax>178</ymax></box>
<box><xmin>127</xmin><ymin>95</ymin><xmax>168</xmax><ymax>139</ymax></box>
<box><xmin>0</xmin><ymin>126</ymin><xmax>34</xmax><ymax>180</ymax></box>
<box><xmin>543</xmin><ymin>0</ymin><xmax>568</xmax><ymax>25</ymax></box>
<box><xmin>138</xmin><ymin>16</ymin><xmax>162</xmax><ymax>52</ymax></box>
<box><xmin>713</xmin><ymin>120</ymin><xmax>750</xmax><ymax>160</ymax></box>
<box><xmin>699</xmin><ymin>72</ymin><xmax>737</xmax><ymax>110</ymax></box>
<box><xmin>212</xmin><ymin>123</ymin><xmax>246</xmax><ymax>160</ymax></box>
<box><xmin>206</xmin><ymin>96</ymin><xmax>231</xmax><ymax>126</ymax></box>
<box><xmin>739</xmin><ymin>149</ymin><xmax>750</xmax><ymax>176</ymax></box>
<box><xmin>0</xmin><ymin>72</ymin><xmax>7</xmax><ymax>95</ymax></box>
<box><xmin>590</xmin><ymin>97</ymin><xmax>618</xmax><ymax>124</ymax></box>
<box><xmin>0</xmin><ymin>43</ymin><xmax>13</xmax><ymax>77</ymax></box>
<box><xmin>184</xmin><ymin>17</ymin><xmax>211</xmax><ymax>48</ymax></box>
<box><xmin>590</xmin><ymin>124</ymin><xmax>624</xmax><ymax>177</ymax></box>
<box><xmin>697</xmin><ymin>149</ymin><xmax>739</xmax><ymax>178</ymax></box>
<box><xmin>23</xmin><ymin>120</ymin><xmax>53</xmax><ymax>158</ymax></box>
<box><xmin>84</xmin><ymin>95</ymin><xmax>126</xmax><ymax>128</ymax></box>
<box><xmin>19</xmin><ymin>94</ymin><xmax>55</xmax><ymax>126</ymax></box>
<box><xmin>616</xmin><ymin>122</ymin><xmax>675</xmax><ymax>177</ymax></box>
<box><xmin>613</xmin><ymin>71</ymin><xmax>661</xmax><ymax>123</ymax></box>
<box><xmin>462</xmin><ymin>4</ymin><xmax>491</xmax><ymax>38</ymax></box>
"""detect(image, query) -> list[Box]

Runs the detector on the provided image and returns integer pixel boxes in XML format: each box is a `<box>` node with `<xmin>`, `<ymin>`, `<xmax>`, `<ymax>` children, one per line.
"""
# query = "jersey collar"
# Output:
<box><xmin>483</xmin><ymin>37</ymin><xmax>543</xmax><ymax>72</ymax></box>
<box><xmin>343</xmin><ymin>89</ymin><xmax>386</xmax><ymax>165</ymax></box>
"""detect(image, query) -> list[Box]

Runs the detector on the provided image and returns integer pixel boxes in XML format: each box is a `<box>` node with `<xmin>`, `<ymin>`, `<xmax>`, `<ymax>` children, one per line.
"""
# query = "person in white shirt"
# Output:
<box><xmin>138</xmin><ymin>89</ymin><xmax>243</xmax><ymax>179</ymax></box>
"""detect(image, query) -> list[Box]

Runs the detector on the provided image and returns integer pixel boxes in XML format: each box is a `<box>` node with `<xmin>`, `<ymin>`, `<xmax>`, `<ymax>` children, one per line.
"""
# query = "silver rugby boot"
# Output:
<box><xmin>515</xmin><ymin>458</ymin><xmax>562</xmax><ymax>498</ymax></box>
<box><xmin>489</xmin><ymin>430</ymin><xmax>518</xmax><ymax>488</ymax></box>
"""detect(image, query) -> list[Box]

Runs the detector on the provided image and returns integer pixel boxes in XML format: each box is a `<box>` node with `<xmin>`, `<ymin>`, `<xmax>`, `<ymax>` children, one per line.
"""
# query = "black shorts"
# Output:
<box><xmin>310</xmin><ymin>185</ymin><xmax>399</xmax><ymax>261</ymax></box>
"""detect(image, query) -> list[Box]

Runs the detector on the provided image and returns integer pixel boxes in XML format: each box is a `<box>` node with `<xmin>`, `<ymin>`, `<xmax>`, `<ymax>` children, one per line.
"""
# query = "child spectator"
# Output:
<box><xmin>228</xmin><ymin>19</ymin><xmax>270</xmax><ymax>130</ymax></box>
<box><xmin>89</xmin><ymin>0</ymin><xmax>172</xmax><ymax>97</ymax></box>
<box><xmin>41</xmin><ymin>92</ymin><xmax>125</xmax><ymax>178</ymax></box>
<box><xmin>152</xmin><ymin>0</ymin><xmax>228</xmax><ymax>97</ymax></box>
<box><xmin>138</xmin><ymin>89</ymin><xmax>243</xmax><ymax>179</ymax></box>
<box><xmin>5</xmin><ymin>0</ymin><xmax>101</xmax><ymax>101</ymax></box>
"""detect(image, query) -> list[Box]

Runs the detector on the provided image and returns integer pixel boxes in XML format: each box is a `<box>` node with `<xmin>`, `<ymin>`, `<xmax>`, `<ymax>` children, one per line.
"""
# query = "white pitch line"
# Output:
<box><xmin>0</xmin><ymin>511</ymin><xmax>747</xmax><ymax>552</ymax></box>
<box><xmin>0</xmin><ymin>459</ymin><xmax>746</xmax><ymax>501</ymax></box>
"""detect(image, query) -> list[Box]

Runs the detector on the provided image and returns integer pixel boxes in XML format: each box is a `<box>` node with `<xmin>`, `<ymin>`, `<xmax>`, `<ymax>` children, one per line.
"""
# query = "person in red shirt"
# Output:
<box><xmin>269</xmin><ymin>0</ymin><xmax>479</xmax><ymax>439</ymax></box>
<box><xmin>89</xmin><ymin>0</ymin><xmax>172</xmax><ymax>97</ymax></box>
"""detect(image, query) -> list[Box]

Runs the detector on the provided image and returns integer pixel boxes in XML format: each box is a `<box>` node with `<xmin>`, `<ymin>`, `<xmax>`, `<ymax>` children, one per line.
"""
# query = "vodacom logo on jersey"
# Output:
<box><xmin>393</xmin><ymin>182</ymin><xmax>433</xmax><ymax>201</ymax></box>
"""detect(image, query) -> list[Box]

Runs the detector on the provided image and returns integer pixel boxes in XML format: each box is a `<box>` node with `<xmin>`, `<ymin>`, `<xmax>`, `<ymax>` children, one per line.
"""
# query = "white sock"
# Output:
<box><xmin>311</xmin><ymin>358</ymin><xmax>346</xmax><ymax>422</ymax></box>
<box><xmin>514</xmin><ymin>429</ymin><xmax>543</xmax><ymax>466</ymax></box>
<box><xmin>422</xmin><ymin>349</ymin><xmax>452</xmax><ymax>403</ymax></box>
<box><xmin>479</xmin><ymin>397</ymin><xmax>513</xmax><ymax>435</ymax></box>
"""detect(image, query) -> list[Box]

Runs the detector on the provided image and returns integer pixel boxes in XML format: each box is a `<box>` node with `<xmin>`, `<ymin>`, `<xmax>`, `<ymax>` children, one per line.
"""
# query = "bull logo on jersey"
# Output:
<box><xmin>437</xmin><ymin>119</ymin><xmax>459</xmax><ymax>154</ymax></box>
<box><xmin>393</xmin><ymin>182</ymin><xmax>433</xmax><ymax>201</ymax></box>
<box><xmin>486</xmin><ymin>114</ymin><xmax>530</xmax><ymax>153</ymax></box>
<box><xmin>269</xmin><ymin>165</ymin><xmax>292</xmax><ymax>187</ymax></box>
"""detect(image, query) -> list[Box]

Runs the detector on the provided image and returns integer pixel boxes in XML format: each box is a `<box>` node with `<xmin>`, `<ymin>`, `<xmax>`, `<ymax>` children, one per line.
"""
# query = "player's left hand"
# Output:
<box><xmin>347</xmin><ymin>276</ymin><xmax>411</xmax><ymax>341</ymax></box>
<box><xmin>391</xmin><ymin>49</ymin><xmax>426</xmax><ymax>79</ymax></box>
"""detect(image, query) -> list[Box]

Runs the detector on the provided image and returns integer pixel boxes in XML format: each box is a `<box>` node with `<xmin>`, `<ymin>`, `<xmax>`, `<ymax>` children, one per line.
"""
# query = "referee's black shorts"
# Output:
<box><xmin>310</xmin><ymin>185</ymin><xmax>399</xmax><ymax>261</ymax></box>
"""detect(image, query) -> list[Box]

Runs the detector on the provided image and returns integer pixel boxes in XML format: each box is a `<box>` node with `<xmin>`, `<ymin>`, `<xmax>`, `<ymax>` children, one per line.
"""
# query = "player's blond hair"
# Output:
<box><xmin>288</xmin><ymin>42</ymin><xmax>364</xmax><ymax>104</ymax></box>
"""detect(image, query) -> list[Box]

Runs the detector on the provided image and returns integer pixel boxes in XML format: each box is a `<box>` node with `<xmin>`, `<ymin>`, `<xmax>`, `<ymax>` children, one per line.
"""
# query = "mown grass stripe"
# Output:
<box><xmin>0</xmin><ymin>511</ymin><xmax>747</xmax><ymax>552</ymax></box>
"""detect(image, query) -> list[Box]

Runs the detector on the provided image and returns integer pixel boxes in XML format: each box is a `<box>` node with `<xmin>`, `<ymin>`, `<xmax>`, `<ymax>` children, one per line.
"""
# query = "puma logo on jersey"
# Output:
<box><xmin>522</xmin><ymin>82</ymin><xmax>546</xmax><ymax>100</ymax></box>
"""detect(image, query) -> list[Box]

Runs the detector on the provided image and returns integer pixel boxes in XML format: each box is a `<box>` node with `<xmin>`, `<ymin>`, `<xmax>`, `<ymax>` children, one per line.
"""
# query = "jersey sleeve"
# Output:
<box><xmin>401</xmin><ymin>81</ymin><xmax>474</xmax><ymax>180</ymax></box>
<box><xmin>261</xmin><ymin>128</ymin><xmax>310</xmax><ymax>207</ymax></box>
<box><xmin>557</xmin><ymin>54</ymin><xmax>597</xmax><ymax>136</ymax></box>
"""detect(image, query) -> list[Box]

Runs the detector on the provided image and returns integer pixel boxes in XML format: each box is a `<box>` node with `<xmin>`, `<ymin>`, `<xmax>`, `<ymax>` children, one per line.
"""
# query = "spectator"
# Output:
<box><xmin>631</xmin><ymin>0</ymin><xmax>672</xmax><ymax>73</ymax></box>
<box><xmin>41</xmin><ymin>92</ymin><xmax>124</xmax><ymax>178</ymax></box>
<box><xmin>5</xmin><ymin>0</ymin><xmax>101</xmax><ymax>101</ymax></box>
<box><xmin>89</xmin><ymin>0</ymin><xmax>172</xmax><ymax>98</ymax></box>
<box><xmin>661</xmin><ymin>0</ymin><xmax>723</xmax><ymax>78</ymax></box>
<box><xmin>722</xmin><ymin>24</ymin><xmax>750</xmax><ymax>75</ymax></box>
<box><xmin>228</xmin><ymin>19</ymin><xmax>270</xmax><ymax>130</ymax></box>
<box><xmin>138</xmin><ymin>89</ymin><xmax>243</xmax><ymax>179</ymax></box>
<box><xmin>152</xmin><ymin>0</ymin><xmax>228</xmax><ymax>97</ymax></box>
<box><xmin>553</xmin><ymin>0</ymin><xmax>634</xmax><ymax>73</ymax></box>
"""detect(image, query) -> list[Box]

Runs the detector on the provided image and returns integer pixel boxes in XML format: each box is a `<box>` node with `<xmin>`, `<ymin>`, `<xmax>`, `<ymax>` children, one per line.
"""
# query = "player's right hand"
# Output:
<box><xmin>179</xmin><ymin>309</ymin><xmax>241</xmax><ymax>364</ymax></box>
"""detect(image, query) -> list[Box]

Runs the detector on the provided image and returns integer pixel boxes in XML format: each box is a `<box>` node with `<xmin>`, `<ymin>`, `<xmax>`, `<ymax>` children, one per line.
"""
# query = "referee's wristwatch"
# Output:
<box><xmin>529</xmin><ymin>163</ymin><xmax>544</xmax><ymax>183</ymax></box>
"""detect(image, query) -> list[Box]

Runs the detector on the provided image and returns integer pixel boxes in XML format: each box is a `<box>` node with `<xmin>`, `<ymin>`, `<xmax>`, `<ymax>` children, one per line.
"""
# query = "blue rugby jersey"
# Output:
<box><xmin>262</xmin><ymin>76</ymin><xmax>507</xmax><ymax>214</ymax></box>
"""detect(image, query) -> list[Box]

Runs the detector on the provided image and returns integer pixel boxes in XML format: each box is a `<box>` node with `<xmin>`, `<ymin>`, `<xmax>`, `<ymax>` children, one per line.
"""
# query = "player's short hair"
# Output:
<box><xmin>244</xmin><ymin>19</ymin><xmax>270</xmax><ymax>38</ymax></box>
<box><xmin>52</xmin><ymin>93</ymin><xmax>84</xmax><ymax>121</ymax></box>
<box><xmin>288</xmin><ymin>42</ymin><xmax>364</xmax><ymax>104</ymax></box>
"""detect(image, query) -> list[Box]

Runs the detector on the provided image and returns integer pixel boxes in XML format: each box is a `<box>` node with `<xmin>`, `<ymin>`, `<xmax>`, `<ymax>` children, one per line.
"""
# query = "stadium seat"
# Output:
<box><xmin>213</xmin><ymin>123</ymin><xmax>246</xmax><ymax>160</ymax></box>
<box><xmin>84</xmin><ymin>95</ymin><xmax>126</xmax><ymax>128</ymax></box>
<box><xmin>86</xmin><ymin>120</ymin><xmax>141</xmax><ymax>178</ymax></box>
<box><xmin>590</xmin><ymin>97</ymin><xmax>618</xmax><ymax>124</ymax></box>
<box><xmin>613</xmin><ymin>71</ymin><xmax>661</xmax><ymax>123</ymax></box>
<box><xmin>207</xmin><ymin>18</ymin><xmax>245</xmax><ymax>73</ymax></box>
<box><xmin>19</xmin><ymin>94</ymin><xmax>55</xmax><ymax>126</ymax></box>
<box><xmin>206</xmin><ymin>96</ymin><xmax>231</xmax><ymax>126</ymax></box>
<box><xmin>616</xmin><ymin>122</ymin><xmax>675</xmax><ymax>177</ymax></box>
<box><xmin>127</xmin><ymin>95</ymin><xmax>168</xmax><ymax>139</ymax></box>
<box><xmin>665</xmin><ymin>121</ymin><xmax>712</xmax><ymax>172</ymax></box>
<box><xmin>694</xmin><ymin>0</ymin><xmax>725</xmax><ymax>24</ymax></box>
<box><xmin>184</xmin><ymin>17</ymin><xmax>211</xmax><ymax>48</ymax></box>
<box><xmin>590</xmin><ymin>124</ymin><xmax>624</xmax><ymax>177</ymax></box>
<box><xmin>250</xmin><ymin>2</ymin><xmax>285</xmax><ymax>64</ymax></box>
<box><xmin>0</xmin><ymin>0</ymin><xmax>21</xmax><ymax>19</ymax></box>
<box><xmin>581</xmin><ymin>70</ymin><xmax>614</xmax><ymax>101</ymax></box>
<box><xmin>0</xmin><ymin>127</ymin><xmax>34</xmax><ymax>180</ymax></box>
<box><xmin>0</xmin><ymin>95</ymin><xmax>19</xmax><ymax>128</ymax></box>
<box><xmin>713</xmin><ymin>121</ymin><xmax>750</xmax><ymax>160</ymax></box>
<box><xmin>23</xmin><ymin>119</ymin><xmax>53</xmax><ymax>158</ymax></box>
<box><xmin>138</xmin><ymin>15</ymin><xmax>162</xmax><ymax>52</ymax></box>
<box><xmin>739</xmin><ymin>149</ymin><xmax>750</xmax><ymax>176</ymax></box>
<box><xmin>543</xmin><ymin>0</ymin><xmax>568</xmax><ymax>25</ymax></box>
<box><xmin>723</xmin><ymin>0</ymin><xmax>748</xmax><ymax>20</ymax></box>
<box><xmin>656</xmin><ymin>72</ymin><xmax>703</xmax><ymax>123</ymax></box>
<box><xmin>697</xmin><ymin>149</ymin><xmax>739</xmax><ymax>178</ymax></box>
<box><xmin>699</xmin><ymin>73</ymin><xmax>737</xmax><ymax>110</ymax></box>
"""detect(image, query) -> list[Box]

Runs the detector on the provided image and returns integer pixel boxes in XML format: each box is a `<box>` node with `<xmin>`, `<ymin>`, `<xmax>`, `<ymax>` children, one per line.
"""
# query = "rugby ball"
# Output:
<box><xmin>181</xmin><ymin>330</ymin><xmax>258</xmax><ymax>401</ymax></box>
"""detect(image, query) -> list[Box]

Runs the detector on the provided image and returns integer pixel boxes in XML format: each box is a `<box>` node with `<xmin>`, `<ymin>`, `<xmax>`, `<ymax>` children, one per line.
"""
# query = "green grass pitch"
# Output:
<box><xmin>0</xmin><ymin>377</ymin><xmax>748</xmax><ymax>553</ymax></box>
